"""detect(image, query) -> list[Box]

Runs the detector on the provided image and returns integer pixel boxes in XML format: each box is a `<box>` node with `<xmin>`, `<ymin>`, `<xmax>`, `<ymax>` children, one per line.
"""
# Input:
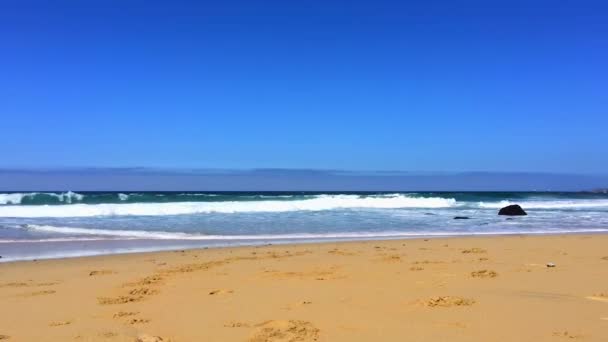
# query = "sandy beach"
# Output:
<box><xmin>1</xmin><ymin>234</ymin><xmax>607</xmax><ymax>341</ymax></box>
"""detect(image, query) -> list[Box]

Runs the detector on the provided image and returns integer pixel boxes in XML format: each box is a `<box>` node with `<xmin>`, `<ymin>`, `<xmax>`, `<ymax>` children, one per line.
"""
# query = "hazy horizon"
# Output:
<box><xmin>1</xmin><ymin>168</ymin><xmax>607</xmax><ymax>191</ymax></box>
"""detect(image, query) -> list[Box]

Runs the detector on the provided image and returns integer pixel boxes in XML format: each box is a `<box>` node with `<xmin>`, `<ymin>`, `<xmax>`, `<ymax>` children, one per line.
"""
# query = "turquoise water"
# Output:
<box><xmin>1</xmin><ymin>191</ymin><xmax>607</xmax><ymax>261</ymax></box>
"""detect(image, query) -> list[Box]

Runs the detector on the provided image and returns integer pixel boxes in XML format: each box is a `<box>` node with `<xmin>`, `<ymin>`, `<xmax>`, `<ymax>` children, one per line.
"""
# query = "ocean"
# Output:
<box><xmin>1</xmin><ymin>191</ymin><xmax>607</xmax><ymax>262</ymax></box>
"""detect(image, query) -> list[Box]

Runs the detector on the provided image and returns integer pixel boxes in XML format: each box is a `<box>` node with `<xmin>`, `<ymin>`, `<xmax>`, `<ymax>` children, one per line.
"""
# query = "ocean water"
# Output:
<box><xmin>1</xmin><ymin>191</ymin><xmax>607</xmax><ymax>262</ymax></box>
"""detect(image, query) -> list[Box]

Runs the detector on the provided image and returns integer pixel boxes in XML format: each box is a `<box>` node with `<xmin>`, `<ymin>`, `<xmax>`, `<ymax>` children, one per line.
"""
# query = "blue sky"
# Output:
<box><xmin>1</xmin><ymin>0</ymin><xmax>607</xmax><ymax>174</ymax></box>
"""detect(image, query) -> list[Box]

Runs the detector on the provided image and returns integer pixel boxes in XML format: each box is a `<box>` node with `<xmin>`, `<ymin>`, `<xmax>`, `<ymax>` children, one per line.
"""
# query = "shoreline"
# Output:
<box><xmin>1</xmin><ymin>233</ymin><xmax>607</xmax><ymax>341</ymax></box>
<box><xmin>2</xmin><ymin>229</ymin><xmax>608</xmax><ymax>264</ymax></box>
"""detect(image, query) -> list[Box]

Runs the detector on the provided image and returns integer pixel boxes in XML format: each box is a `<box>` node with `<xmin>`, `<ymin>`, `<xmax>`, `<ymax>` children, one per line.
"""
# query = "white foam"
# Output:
<box><xmin>0</xmin><ymin>194</ymin><xmax>457</xmax><ymax>217</ymax></box>
<box><xmin>4</xmin><ymin>224</ymin><xmax>608</xmax><ymax>244</ymax></box>
<box><xmin>478</xmin><ymin>200</ymin><xmax>608</xmax><ymax>209</ymax></box>
<box><xmin>52</xmin><ymin>191</ymin><xmax>84</xmax><ymax>203</ymax></box>
<box><xmin>118</xmin><ymin>193</ymin><xmax>129</xmax><ymax>201</ymax></box>
<box><xmin>17</xmin><ymin>224</ymin><xmax>435</xmax><ymax>240</ymax></box>
<box><xmin>0</xmin><ymin>193</ymin><xmax>30</xmax><ymax>204</ymax></box>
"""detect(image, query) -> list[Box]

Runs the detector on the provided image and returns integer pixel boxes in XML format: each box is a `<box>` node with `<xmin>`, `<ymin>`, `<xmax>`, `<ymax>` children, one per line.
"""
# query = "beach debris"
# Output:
<box><xmin>546</xmin><ymin>262</ymin><xmax>556</xmax><ymax>268</ymax></box>
<box><xmin>453</xmin><ymin>216</ymin><xmax>471</xmax><ymax>220</ymax></box>
<box><xmin>498</xmin><ymin>204</ymin><xmax>527</xmax><ymax>216</ymax></box>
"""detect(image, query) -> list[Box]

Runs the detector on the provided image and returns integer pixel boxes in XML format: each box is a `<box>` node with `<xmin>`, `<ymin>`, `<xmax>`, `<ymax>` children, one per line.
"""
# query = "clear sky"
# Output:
<box><xmin>1</xmin><ymin>0</ymin><xmax>607</xmax><ymax>173</ymax></box>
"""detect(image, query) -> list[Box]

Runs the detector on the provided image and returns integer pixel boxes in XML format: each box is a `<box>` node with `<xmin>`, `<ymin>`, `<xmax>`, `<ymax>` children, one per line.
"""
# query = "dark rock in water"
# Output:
<box><xmin>453</xmin><ymin>216</ymin><xmax>471</xmax><ymax>220</ymax></box>
<box><xmin>498</xmin><ymin>204</ymin><xmax>527</xmax><ymax>216</ymax></box>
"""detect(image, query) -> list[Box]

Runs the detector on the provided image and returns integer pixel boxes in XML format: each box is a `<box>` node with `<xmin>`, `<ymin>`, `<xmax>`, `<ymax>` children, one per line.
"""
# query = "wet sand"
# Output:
<box><xmin>1</xmin><ymin>234</ymin><xmax>607</xmax><ymax>341</ymax></box>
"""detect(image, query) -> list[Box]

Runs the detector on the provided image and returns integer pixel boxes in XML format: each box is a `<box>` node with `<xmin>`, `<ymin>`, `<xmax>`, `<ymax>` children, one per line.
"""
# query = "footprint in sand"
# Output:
<box><xmin>328</xmin><ymin>249</ymin><xmax>357</xmax><ymax>256</ymax></box>
<box><xmin>114</xmin><ymin>311</ymin><xmax>139</xmax><ymax>318</ymax></box>
<box><xmin>125</xmin><ymin>275</ymin><xmax>164</xmax><ymax>287</ymax></box>
<box><xmin>99</xmin><ymin>332</ymin><xmax>118</xmax><ymax>338</ymax></box>
<box><xmin>129</xmin><ymin>287</ymin><xmax>159</xmax><ymax>296</ymax></box>
<box><xmin>18</xmin><ymin>290</ymin><xmax>56</xmax><ymax>297</ymax></box>
<box><xmin>49</xmin><ymin>320</ymin><xmax>71</xmax><ymax>327</ymax></box>
<box><xmin>136</xmin><ymin>334</ymin><xmax>166</xmax><ymax>342</ymax></box>
<box><xmin>282</xmin><ymin>301</ymin><xmax>313</xmax><ymax>310</ymax></box>
<box><xmin>0</xmin><ymin>282</ymin><xmax>28</xmax><ymax>288</ymax></box>
<box><xmin>1</xmin><ymin>281</ymin><xmax>58</xmax><ymax>288</ymax></box>
<box><xmin>412</xmin><ymin>260</ymin><xmax>444</xmax><ymax>265</ymax></box>
<box><xmin>99</xmin><ymin>287</ymin><xmax>158</xmax><ymax>305</ymax></box>
<box><xmin>98</xmin><ymin>295</ymin><xmax>144</xmax><ymax>305</ymax></box>
<box><xmin>462</xmin><ymin>248</ymin><xmax>487</xmax><ymax>254</ymax></box>
<box><xmin>375</xmin><ymin>254</ymin><xmax>403</xmax><ymax>263</ymax></box>
<box><xmin>36</xmin><ymin>282</ymin><xmax>59</xmax><ymax>287</ymax></box>
<box><xmin>0</xmin><ymin>335</ymin><xmax>9</xmax><ymax>340</ymax></box>
<box><xmin>422</xmin><ymin>296</ymin><xmax>476</xmax><ymax>308</ymax></box>
<box><xmin>471</xmin><ymin>270</ymin><xmax>498</xmax><ymax>278</ymax></box>
<box><xmin>128</xmin><ymin>318</ymin><xmax>150</xmax><ymax>325</ymax></box>
<box><xmin>224</xmin><ymin>321</ymin><xmax>251</xmax><ymax>328</ymax></box>
<box><xmin>248</xmin><ymin>320</ymin><xmax>319</xmax><ymax>342</ymax></box>
<box><xmin>552</xmin><ymin>331</ymin><xmax>584</xmax><ymax>339</ymax></box>
<box><xmin>263</xmin><ymin>267</ymin><xmax>341</xmax><ymax>281</ymax></box>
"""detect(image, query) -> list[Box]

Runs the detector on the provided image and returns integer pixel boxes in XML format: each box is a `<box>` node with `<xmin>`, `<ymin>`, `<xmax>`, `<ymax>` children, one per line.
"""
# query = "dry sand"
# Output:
<box><xmin>1</xmin><ymin>234</ymin><xmax>607</xmax><ymax>341</ymax></box>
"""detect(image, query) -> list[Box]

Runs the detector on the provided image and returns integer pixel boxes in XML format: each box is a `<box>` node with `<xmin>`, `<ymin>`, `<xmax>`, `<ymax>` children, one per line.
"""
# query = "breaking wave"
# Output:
<box><xmin>0</xmin><ymin>191</ymin><xmax>84</xmax><ymax>205</ymax></box>
<box><xmin>0</xmin><ymin>194</ymin><xmax>457</xmax><ymax>217</ymax></box>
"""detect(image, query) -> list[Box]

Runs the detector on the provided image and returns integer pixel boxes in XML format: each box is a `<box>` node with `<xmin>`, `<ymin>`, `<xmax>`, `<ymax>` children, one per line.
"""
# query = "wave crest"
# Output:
<box><xmin>0</xmin><ymin>191</ymin><xmax>84</xmax><ymax>205</ymax></box>
<box><xmin>0</xmin><ymin>194</ymin><xmax>456</xmax><ymax>217</ymax></box>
